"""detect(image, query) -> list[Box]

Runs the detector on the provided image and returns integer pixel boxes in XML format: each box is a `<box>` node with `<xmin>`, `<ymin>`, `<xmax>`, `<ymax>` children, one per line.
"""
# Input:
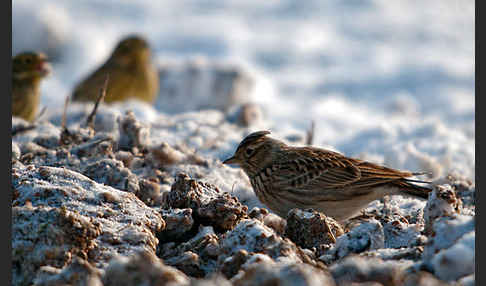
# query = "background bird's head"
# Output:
<box><xmin>12</xmin><ymin>52</ymin><xmax>51</xmax><ymax>80</ymax></box>
<box><xmin>223</xmin><ymin>130</ymin><xmax>286</xmax><ymax>176</ymax></box>
<box><xmin>109</xmin><ymin>35</ymin><xmax>152</xmax><ymax>66</ymax></box>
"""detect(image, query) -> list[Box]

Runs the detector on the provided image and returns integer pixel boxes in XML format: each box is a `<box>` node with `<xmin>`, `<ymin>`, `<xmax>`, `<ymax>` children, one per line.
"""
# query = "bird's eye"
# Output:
<box><xmin>245</xmin><ymin>148</ymin><xmax>254</xmax><ymax>157</ymax></box>
<box><xmin>25</xmin><ymin>58</ymin><xmax>32</xmax><ymax>64</ymax></box>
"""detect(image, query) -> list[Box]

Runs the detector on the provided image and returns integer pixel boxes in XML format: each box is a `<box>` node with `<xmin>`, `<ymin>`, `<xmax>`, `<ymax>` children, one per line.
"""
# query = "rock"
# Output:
<box><xmin>158</xmin><ymin>208</ymin><xmax>195</xmax><ymax>242</ymax></box>
<box><xmin>17</xmin><ymin>142</ymin><xmax>56</xmax><ymax>166</ymax></box>
<box><xmin>137</xmin><ymin>178</ymin><xmax>163</xmax><ymax>206</ymax></box>
<box><xmin>167</xmin><ymin>173</ymin><xmax>248</xmax><ymax>232</ymax></box>
<box><xmin>285</xmin><ymin>208</ymin><xmax>344</xmax><ymax>249</ymax></box>
<box><xmin>33</xmin><ymin>135</ymin><xmax>61</xmax><ymax>149</ymax></box>
<box><xmin>82</xmin><ymin>158</ymin><xmax>140</xmax><ymax>194</ymax></box>
<box><xmin>248</xmin><ymin>207</ymin><xmax>287</xmax><ymax>236</ymax></box>
<box><xmin>148</xmin><ymin>142</ymin><xmax>209</xmax><ymax>169</ymax></box>
<box><xmin>401</xmin><ymin>271</ymin><xmax>450</xmax><ymax>286</ymax></box>
<box><xmin>361</xmin><ymin>247</ymin><xmax>424</xmax><ymax>262</ymax></box>
<box><xmin>320</xmin><ymin>219</ymin><xmax>384</xmax><ymax>264</ymax></box>
<box><xmin>435</xmin><ymin>172</ymin><xmax>475</xmax><ymax>208</ymax></box>
<box><xmin>457</xmin><ymin>274</ymin><xmax>475</xmax><ymax>286</ymax></box>
<box><xmin>159</xmin><ymin>226</ymin><xmax>220</xmax><ymax>277</ymax></box>
<box><xmin>190</xmin><ymin>274</ymin><xmax>232</xmax><ymax>286</ymax></box>
<box><xmin>60</xmin><ymin>126</ymin><xmax>95</xmax><ymax>146</ymax></box>
<box><xmin>69</xmin><ymin>134</ymin><xmax>115</xmax><ymax>158</ymax></box>
<box><xmin>220</xmin><ymin>249</ymin><xmax>251</xmax><ymax>279</ymax></box>
<box><xmin>383</xmin><ymin>218</ymin><xmax>423</xmax><ymax>249</ymax></box>
<box><xmin>149</xmin><ymin>142</ymin><xmax>188</xmax><ymax>167</ymax></box>
<box><xmin>164</xmin><ymin>251</ymin><xmax>205</xmax><ymax>278</ymax></box>
<box><xmin>219</xmin><ymin>219</ymin><xmax>315</xmax><ymax>266</ymax></box>
<box><xmin>423</xmin><ymin>185</ymin><xmax>462</xmax><ymax>234</ymax></box>
<box><xmin>117</xmin><ymin>110</ymin><xmax>150</xmax><ymax>151</ymax></box>
<box><xmin>114</xmin><ymin>150</ymin><xmax>135</xmax><ymax>168</ymax></box>
<box><xmin>330</xmin><ymin>256</ymin><xmax>404</xmax><ymax>286</ymax></box>
<box><xmin>102</xmin><ymin>250</ymin><xmax>190</xmax><ymax>286</ymax></box>
<box><xmin>231</xmin><ymin>261</ymin><xmax>335</xmax><ymax>286</ymax></box>
<box><xmin>33</xmin><ymin>257</ymin><xmax>103</xmax><ymax>286</ymax></box>
<box><xmin>19</xmin><ymin>141</ymin><xmax>51</xmax><ymax>157</ymax></box>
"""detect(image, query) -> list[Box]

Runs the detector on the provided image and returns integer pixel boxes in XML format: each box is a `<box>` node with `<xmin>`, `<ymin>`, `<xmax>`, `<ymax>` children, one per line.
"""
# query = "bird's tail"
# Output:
<box><xmin>396</xmin><ymin>179</ymin><xmax>433</xmax><ymax>199</ymax></box>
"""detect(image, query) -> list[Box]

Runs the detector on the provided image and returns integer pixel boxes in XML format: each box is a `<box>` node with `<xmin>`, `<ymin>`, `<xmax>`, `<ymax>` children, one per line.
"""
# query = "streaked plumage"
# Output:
<box><xmin>72</xmin><ymin>35</ymin><xmax>159</xmax><ymax>104</ymax></box>
<box><xmin>223</xmin><ymin>130</ymin><xmax>431</xmax><ymax>222</ymax></box>
<box><xmin>12</xmin><ymin>52</ymin><xmax>51</xmax><ymax>122</ymax></box>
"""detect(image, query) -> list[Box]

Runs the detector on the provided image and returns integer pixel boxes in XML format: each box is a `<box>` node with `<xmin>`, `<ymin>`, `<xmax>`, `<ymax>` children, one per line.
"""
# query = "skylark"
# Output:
<box><xmin>223</xmin><ymin>131</ymin><xmax>431</xmax><ymax>222</ymax></box>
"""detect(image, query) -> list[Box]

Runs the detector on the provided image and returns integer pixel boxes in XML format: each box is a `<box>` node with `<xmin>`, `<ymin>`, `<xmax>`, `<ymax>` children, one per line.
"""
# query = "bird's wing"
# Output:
<box><xmin>347</xmin><ymin>159</ymin><xmax>416</xmax><ymax>188</ymax></box>
<box><xmin>268</xmin><ymin>148</ymin><xmax>362</xmax><ymax>190</ymax></box>
<box><xmin>260</xmin><ymin>147</ymin><xmax>423</xmax><ymax>200</ymax></box>
<box><xmin>72</xmin><ymin>67</ymin><xmax>109</xmax><ymax>102</ymax></box>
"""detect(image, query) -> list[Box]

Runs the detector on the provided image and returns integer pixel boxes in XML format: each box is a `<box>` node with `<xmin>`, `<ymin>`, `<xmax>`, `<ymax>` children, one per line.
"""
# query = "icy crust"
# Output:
<box><xmin>422</xmin><ymin>215</ymin><xmax>475</xmax><ymax>282</ymax></box>
<box><xmin>219</xmin><ymin>219</ymin><xmax>316</xmax><ymax>265</ymax></box>
<box><xmin>12</xmin><ymin>166</ymin><xmax>164</xmax><ymax>285</ymax></box>
<box><xmin>12</xmin><ymin>108</ymin><xmax>474</xmax><ymax>285</ymax></box>
<box><xmin>13</xmin><ymin>205</ymin><xmax>101</xmax><ymax>286</ymax></box>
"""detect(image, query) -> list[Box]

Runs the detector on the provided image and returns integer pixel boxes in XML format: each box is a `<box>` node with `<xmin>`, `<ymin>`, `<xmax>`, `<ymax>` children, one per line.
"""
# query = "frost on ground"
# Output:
<box><xmin>12</xmin><ymin>77</ymin><xmax>475</xmax><ymax>285</ymax></box>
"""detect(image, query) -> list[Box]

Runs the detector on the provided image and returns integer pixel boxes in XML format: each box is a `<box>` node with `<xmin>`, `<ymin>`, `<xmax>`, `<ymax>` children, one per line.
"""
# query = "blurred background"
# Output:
<box><xmin>12</xmin><ymin>0</ymin><xmax>475</xmax><ymax>178</ymax></box>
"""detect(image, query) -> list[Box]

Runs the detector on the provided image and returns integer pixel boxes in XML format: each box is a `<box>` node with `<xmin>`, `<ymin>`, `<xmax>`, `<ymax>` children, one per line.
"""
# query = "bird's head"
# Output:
<box><xmin>13</xmin><ymin>52</ymin><xmax>51</xmax><ymax>80</ymax></box>
<box><xmin>110</xmin><ymin>35</ymin><xmax>152</xmax><ymax>66</ymax></box>
<box><xmin>223</xmin><ymin>130</ymin><xmax>285</xmax><ymax>176</ymax></box>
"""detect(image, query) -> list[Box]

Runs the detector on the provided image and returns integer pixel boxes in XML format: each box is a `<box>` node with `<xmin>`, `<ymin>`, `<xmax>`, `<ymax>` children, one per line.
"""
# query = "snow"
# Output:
<box><xmin>12</xmin><ymin>0</ymin><xmax>474</xmax><ymax>181</ymax></box>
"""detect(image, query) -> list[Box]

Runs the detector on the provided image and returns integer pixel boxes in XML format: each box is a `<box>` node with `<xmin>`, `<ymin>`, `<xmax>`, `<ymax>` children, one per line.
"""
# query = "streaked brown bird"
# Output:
<box><xmin>72</xmin><ymin>35</ymin><xmax>159</xmax><ymax>104</ymax></box>
<box><xmin>12</xmin><ymin>52</ymin><xmax>51</xmax><ymax>122</ymax></box>
<box><xmin>223</xmin><ymin>131</ymin><xmax>432</xmax><ymax>222</ymax></box>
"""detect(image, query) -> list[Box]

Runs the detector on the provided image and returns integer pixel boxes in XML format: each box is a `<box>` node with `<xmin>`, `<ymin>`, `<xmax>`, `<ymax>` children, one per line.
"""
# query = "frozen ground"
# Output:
<box><xmin>12</xmin><ymin>1</ymin><xmax>475</xmax><ymax>285</ymax></box>
<box><xmin>11</xmin><ymin>111</ymin><xmax>475</xmax><ymax>285</ymax></box>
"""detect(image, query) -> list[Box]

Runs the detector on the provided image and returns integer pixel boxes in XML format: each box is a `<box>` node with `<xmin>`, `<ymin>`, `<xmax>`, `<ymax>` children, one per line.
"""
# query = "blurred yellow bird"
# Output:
<box><xmin>72</xmin><ymin>35</ymin><xmax>159</xmax><ymax>104</ymax></box>
<box><xmin>12</xmin><ymin>52</ymin><xmax>51</xmax><ymax>122</ymax></box>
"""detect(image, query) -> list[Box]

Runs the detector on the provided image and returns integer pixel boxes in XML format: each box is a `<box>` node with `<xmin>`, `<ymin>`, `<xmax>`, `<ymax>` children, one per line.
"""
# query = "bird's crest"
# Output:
<box><xmin>237</xmin><ymin>130</ymin><xmax>271</xmax><ymax>150</ymax></box>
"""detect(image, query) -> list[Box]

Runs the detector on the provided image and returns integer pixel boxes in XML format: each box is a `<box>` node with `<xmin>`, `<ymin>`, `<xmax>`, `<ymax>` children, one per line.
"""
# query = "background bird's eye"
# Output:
<box><xmin>245</xmin><ymin>148</ymin><xmax>254</xmax><ymax>156</ymax></box>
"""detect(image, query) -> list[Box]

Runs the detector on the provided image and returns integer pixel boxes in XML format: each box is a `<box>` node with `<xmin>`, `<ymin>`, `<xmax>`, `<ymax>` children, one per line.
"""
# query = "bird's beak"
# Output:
<box><xmin>39</xmin><ymin>61</ymin><xmax>52</xmax><ymax>76</ymax></box>
<box><xmin>223</xmin><ymin>156</ymin><xmax>238</xmax><ymax>165</ymax></box>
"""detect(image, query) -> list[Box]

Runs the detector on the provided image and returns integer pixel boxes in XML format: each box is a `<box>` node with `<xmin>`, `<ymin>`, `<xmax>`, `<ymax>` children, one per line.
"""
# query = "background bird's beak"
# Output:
<box><xmin>223</xmin><ymin>156</ymin><xmax>238</xmax><ymax>165</ymax></box>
